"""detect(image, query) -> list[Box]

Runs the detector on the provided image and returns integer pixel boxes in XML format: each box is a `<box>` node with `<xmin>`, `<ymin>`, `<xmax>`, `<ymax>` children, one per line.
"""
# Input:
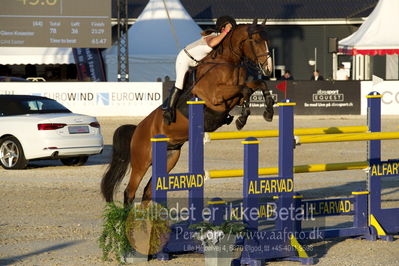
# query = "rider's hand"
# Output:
<box><xmin>223</xmin><ymin>23</ymin><xmax>233</xmax><ymax>33</ymax></box>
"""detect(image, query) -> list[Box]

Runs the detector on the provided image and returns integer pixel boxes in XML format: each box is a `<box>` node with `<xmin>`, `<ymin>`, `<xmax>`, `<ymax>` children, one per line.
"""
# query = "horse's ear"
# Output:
<box><xmin>252</xmin><ymin>18</ymin><xmax>258</xmax><ymax>25</ymax></box>
<box><xmin>262</xmin><ymin>18</ymin><xmax>267</xmax><ymax>26</ymax></box>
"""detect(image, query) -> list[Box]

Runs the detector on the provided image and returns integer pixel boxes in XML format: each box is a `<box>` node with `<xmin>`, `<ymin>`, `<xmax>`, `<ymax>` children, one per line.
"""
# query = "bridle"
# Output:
<box><xmin>227</xmin><ymin>25</ymin><xmax>272</xmax><ymax>76</ymax></box>
<box><xmin>248</xmin><ymin>29</ymin><xmax>272</xmax><ymax>76</ymax></box>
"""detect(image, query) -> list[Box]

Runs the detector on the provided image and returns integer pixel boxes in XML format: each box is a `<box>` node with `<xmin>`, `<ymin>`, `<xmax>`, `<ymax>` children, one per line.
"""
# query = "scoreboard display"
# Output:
<box><xmin>0</xmin><ymin>0</ymin><xmax>111</xmax><ymax>48</ymax></box>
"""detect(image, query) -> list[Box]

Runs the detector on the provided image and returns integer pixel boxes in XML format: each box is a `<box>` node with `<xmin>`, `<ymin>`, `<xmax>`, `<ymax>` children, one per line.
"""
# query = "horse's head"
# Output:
<box><xmin>242</xmin><ymin>19</ymin><xmax>273</xmax><ymax>76</ymax></box>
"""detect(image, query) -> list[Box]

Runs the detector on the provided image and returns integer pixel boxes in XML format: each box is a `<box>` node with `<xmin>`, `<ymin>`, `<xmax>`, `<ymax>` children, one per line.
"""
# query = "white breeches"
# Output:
<box><xmin>175</xmin><ymin>50</ymin><xmax>198</xmax><ymax>90</ymax></box>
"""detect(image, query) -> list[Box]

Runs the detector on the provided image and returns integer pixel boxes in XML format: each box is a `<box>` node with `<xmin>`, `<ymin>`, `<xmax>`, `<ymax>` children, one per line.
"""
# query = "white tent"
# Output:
<box><xmin>338</xmin><ymin>0</ymin><xmax>399</xmax><ymax>80</ymax></box>
<box><xmin>0</xmin><ymin>47</ymin><xmax>74</xmax><ymax>64</ymax></box>
<box><xmin>339</xmin><ymin>0</ymin><xmax>399</xmax><ymax>56</ymax></box>
<box><xmin>103</xmin><ymin>0</ymin><xmax>202</xmax><ymax>82</ymax></box>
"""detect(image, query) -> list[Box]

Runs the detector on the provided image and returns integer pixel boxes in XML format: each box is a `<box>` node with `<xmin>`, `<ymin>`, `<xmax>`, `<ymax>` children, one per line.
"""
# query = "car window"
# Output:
<box><xmin>21</xmin><ymin>99</ymin><xmax>71</xmax><ymax>114</ymax></box>
<box><xmin>25</xmin><ymin>101</ymin><xmax>40</xmax><ymax>110</ymax></box>
<box><xmin>0</xmin><ymin>98</ymin><xmax>71</xmax><ymax>116</ymax></box>
<box><xmin>0</xmin><ymin>101</ymin><xmax>25</xmax><ymax>116</ymax></box>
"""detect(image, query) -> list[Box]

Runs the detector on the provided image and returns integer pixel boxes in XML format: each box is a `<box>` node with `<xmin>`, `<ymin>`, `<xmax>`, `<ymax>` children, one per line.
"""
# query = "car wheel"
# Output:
<box><xmin>60</xmin><ymin>156</ymin><xmax>88</xmax><ymax>166</ymax></box>
<box><xmin>0</xmin><ymin>136</ymin><xmax>28</xmax><ymax>169</ymax></box>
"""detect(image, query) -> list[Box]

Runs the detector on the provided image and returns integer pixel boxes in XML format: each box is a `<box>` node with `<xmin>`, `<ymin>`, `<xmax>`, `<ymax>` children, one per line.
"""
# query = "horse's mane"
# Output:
<box><xmin>209</xmin><ymin>24</ymin><xmax>247</xmax><ymax>59</ymax></box>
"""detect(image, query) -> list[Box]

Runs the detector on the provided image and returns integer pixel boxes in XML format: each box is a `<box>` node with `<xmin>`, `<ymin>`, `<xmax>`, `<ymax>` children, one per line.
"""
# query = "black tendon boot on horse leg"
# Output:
<box><xmin>263</xmin><ymin>90</ymin><xmax>275</xmax><ymax>122</ymax></box>
<box><xmin>163</xmin><ymin>86</ymin><xmax>182</xmax><ymax>125</ymax></box>
<box><xmin>236</xmin><ymin>100</ymin><xmax>251</xmax><ymax>130</ymax></box>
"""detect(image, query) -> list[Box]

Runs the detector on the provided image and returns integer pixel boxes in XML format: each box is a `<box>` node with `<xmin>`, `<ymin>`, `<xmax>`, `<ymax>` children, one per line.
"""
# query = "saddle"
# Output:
<box><xmin>163</xmin><ymin>66</ymin><xmax>234</xmax><ymax>129</ymax></box>
<box><xmin>162</xmin><ymin>67</ymin><xmax>197</xmax><ymax>107</ymax></box>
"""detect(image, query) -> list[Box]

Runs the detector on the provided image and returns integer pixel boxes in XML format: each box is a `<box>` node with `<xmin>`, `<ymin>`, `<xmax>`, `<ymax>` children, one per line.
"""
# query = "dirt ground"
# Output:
<box><xmin>1</xmin><ymin>115</ymin><xmax>399</xmax><ymax>266</ymax></box>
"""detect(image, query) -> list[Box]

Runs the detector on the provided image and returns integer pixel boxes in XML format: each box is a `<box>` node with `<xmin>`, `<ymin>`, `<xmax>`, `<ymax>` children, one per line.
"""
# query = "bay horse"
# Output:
<box><xmin>101</xmin><ymin>19</ymin><xmax>275</xmax><ymax>205</ymax></box>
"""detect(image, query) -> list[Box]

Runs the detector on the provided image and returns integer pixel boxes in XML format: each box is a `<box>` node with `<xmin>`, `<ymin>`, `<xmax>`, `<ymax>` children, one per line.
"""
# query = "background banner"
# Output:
<box><xmin>0</xmin><ymin>82</ymin><xmax>162</xmax><ymax>116</ymax></box>
<box><xmin>234</xmin><ymin>81</ymin><xmax>361</xmax><ymax>115</ymax></box>
<box><xmin>361</xmin><ymin>81</ymin><xmax>399</xmax><ymax>115</ymax></box>
<box><xmin>72</xmin><ymin>48</ymin><xmax>107</xmax><ymax>81</ymax></box>
<box><xmin>5</xmin><ymin>81</ymin><xmax>399</xmax><ymax>117</ymax></box>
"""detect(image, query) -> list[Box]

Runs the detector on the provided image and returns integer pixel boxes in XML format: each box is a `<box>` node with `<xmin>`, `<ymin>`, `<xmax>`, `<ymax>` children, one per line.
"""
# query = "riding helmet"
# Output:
<box><xmin>216</xmin><ymin>16</ymin><xmax>237</xmax><ymax>32</ymax></box>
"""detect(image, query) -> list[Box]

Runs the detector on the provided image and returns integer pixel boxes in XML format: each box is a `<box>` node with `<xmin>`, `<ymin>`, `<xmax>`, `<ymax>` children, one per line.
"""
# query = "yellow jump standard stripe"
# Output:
<box><xmin>151</xmin><ymin>137</ymin><xmax>170</xmax><ymax>142</ymax></box>
<box><xmin>296</xmin><ymin>132</ymin><xmax>399</xmax><ymax>144</ymax></box>
<box><xmin>370</xmin><ymin>214</ymin><xmax>387</xmax><ymax>236</ymax></box>
<box><xmin>290</xmin><ymin>235</ymin><xmax>309</xmax><ymax>258</ymax></box>
<box><xmin>187</xmin><ymin>100</ymin><xmax>206</xmax><ymax>104</ymax></box>
<box><xmin>207</xmin><ymin>161</ymin><xmax>368</xmax><ymax>179</ymax></box>
<box><xmin>208</xmin><ymin>200</ymin><xmax>226</xmax><ymax>205</ymax></box>
<box><xmin>205</xmin><ymin>126</ymin><xmax>368</xmax><ymax>141</ymax></box>
<box><xmin>366</xmin><ymin>94</ymin><xmax>383</xmax><ymax>98</ymax></box>
<box><xmin>242</xmin><ymin>140</ymin><xmax>260</xmax><ymax>144</ymax></box>
<box><xmin>352</xmin><ymin>191</ymin><xmax>369</xmax><ymax>195</ymax></box>
<box><xmin>278</xmin><ymin>102</ymin><xmax>296</xmax><ymax>106</ymax></box>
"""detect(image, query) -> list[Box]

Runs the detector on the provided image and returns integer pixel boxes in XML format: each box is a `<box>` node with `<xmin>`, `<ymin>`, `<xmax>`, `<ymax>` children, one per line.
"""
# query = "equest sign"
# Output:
<box><xmin>293</xmin><ymin>81</ymin><xmax>360</xmax><ymax>115</ymax></box>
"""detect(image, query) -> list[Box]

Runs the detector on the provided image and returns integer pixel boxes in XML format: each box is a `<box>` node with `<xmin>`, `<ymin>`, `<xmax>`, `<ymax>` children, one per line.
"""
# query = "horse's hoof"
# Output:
<box><xmin>225</xmin><ymin>115</ymin><xmax>234</xmax><ymax>125</ymax></box>
<box><xmin>235</xmin><ymin>117</ymin><xmax>246</xmax><ymax>130</ymax></box>
<box><xmin>263</xmin><ymin>110</ymin><xmax>274</xmax><ymax>122</ymax></box>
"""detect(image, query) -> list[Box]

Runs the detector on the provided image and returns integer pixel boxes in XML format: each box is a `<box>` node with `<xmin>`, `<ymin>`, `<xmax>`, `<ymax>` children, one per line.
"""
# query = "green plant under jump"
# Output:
<box><xmin>99</xmin><ymin>202</ymin><xmax>131</xmax><ymax>263</ymax></box>
<box><xmin>99</xmin><ymin>202</ymin><xmax>171</xmax><ymax>263</ymax></box>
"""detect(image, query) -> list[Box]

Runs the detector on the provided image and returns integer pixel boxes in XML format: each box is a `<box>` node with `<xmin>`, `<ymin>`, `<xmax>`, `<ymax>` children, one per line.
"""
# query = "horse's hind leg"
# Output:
<box><xmin>124</xmin><ymin>140</ymin><xmax>152</xmax><ymax>206</ymax></box>
<box><xmin>142</xmin><ymin>149</ymin><xmax>181</xmax><ymax>203</ymax></box>
<box><xmin>124</xmin><ymin>165</ymin><xmax>151</xmax><ymax>206</ymax></box>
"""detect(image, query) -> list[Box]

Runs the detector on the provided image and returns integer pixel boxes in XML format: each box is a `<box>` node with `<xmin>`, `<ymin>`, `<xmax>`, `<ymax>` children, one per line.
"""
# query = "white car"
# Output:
<box><xmin>0</xmin><ymin>95</ymin><xmax>103</xmax><ymax>169</ymax></box>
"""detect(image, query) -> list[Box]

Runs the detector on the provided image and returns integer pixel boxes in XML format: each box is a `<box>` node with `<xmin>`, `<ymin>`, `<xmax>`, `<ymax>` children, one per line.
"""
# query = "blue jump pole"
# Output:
<box><xmin>242</xmin><ymin>137</ymin><xmax>260</xmax><ymax>230</ymax></box>
<box><xmin>278</xmin><ymin>99</ymin><xmax>295</xmax><ymax>180</ymax></box>
<box><xmin>367</xmin><ymin>92</ymin><xmax>398</xmax><ymax>241</ymax></box>
<box><xmin>152</xmin><ymin>98</ymin><xmax>205</xmax><ymax>223</ymax></box>
<box><xmin>276</xmin><ymin>100</ymin><xmax>296</xmax><ymax>232</ymax></box>
<box><xmin>367</xmin><ymin>91</ymin><xmax>382</xmax><ymax>163</ymax></box>
<box><xmin>188</xmin><ymin>98</ymin><xmax>205</xmax><ymax>224</ymax></box>
<box><xmin>367</xmin><ymin>92</ymin><xmax>383</xmax><ymax>240</ymax></box>
<box><xmin>151</xmin><ymin>135</ymin><xmax>169</xmax><ymax>206</ymax></box>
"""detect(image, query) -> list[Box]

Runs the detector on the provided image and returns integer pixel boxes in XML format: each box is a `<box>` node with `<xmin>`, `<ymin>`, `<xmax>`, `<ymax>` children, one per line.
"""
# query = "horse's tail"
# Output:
<box><xmin>101</xmin><ymin>124</ymin><xmax>137</xmax><ymax>202</ymax></box>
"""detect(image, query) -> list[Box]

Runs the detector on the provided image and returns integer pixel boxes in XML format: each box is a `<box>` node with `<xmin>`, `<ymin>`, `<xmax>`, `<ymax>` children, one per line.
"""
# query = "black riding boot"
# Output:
<box><xmin>163</xmin><ymin>86</ymin><xmax>182</xmax><ymax>125</ymax></box>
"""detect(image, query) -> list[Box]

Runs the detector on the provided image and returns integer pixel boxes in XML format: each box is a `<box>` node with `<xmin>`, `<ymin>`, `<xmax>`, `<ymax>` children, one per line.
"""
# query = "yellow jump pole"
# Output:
<box><xmin>204</xmin><ymin>126</ymin><xmax>368</xmax><ymax>142</ymax></box>
<box><xmin>206</xmin><ymin>161</ymin><xmax>369</xmax><ymax>179</ymax></box>
<box><xmin>296</xmin><ymin>132</ymin><xmax>399</xmax><ymax>144</ymax></box>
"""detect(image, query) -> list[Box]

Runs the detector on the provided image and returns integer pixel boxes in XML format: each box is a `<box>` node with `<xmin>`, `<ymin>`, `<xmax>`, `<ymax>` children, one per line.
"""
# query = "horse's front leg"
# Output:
<box><xmin>245</xmin><ymin>80</ymin><xmax>275</xmax><ymax>122</ymax></box>
<box><xmin>209</xmin><ymin>84</ymin><xmax>254</xmax><ymax>130</ymax></box>
<box><xmin>262</xmin><ymin>88</ymin><xmax>275</xmax><ymax>122</ymax></box>
<box><xmin>235</xmin><ymin>87</ymin><xmax>253</xmax><ymax>130</ymax></box>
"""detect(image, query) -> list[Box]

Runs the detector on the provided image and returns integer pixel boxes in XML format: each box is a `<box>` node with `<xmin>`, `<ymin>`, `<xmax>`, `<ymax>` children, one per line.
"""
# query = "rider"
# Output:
<box><xmin>163</xmin><ymin>16</ymin><xmax>237</xmax><ymax>125</ymax></box>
